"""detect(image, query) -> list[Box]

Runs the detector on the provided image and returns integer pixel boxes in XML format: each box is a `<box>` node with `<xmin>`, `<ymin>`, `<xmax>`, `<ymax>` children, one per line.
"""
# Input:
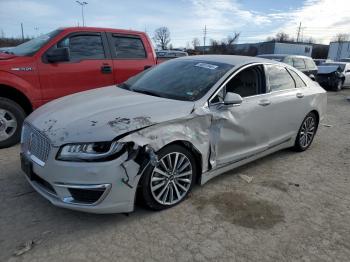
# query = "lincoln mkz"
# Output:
<box><xmin>20</xmin><ymin>55</ymin><xmax>327</xmax><ymax>213</ymax></box>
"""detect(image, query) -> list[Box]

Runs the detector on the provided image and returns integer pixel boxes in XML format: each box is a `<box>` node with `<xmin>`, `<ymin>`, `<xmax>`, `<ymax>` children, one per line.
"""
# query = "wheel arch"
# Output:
<box><xmin>0</xmin><ymin>84</ymin><xmax>33</xmax><ymax>114</ymax></box>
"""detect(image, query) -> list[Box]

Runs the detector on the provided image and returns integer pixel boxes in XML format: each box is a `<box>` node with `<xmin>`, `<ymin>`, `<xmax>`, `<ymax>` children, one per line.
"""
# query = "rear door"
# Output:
<box><xmin>38</xmin><ymin>32</ymin><xmax>114</xmax><ymax>102</ymax></box>
<box><xmin>264</xmin><ymin>65</ymin><xmax>307</xmax><ymax>145</ymax></box>
<box><xmin>107</xmin><ymin>33</ymin><xmax>154</xmax><ymax>84</ymax></box>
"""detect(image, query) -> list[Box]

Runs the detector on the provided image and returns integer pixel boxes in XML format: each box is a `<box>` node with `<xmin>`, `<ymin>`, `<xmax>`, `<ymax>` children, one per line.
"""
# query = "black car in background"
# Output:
<box><xmin>317</xmin><ymin>62</ymin><xmax>350</xmax><ymax>91</ymax></box>
<box><xmin>258</xmin><ymin>54</ymin><xmax>318</xmax><ymax>80</ymax></box>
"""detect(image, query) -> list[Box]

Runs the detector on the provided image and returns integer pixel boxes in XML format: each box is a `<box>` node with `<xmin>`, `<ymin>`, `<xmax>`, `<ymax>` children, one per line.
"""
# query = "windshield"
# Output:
<box><xmin>9</xmin><ymin>29</ymin><xmax>61</xmax><ymax>56</ymax></box>
<box><xmin>120</xmin><ymin>59</ymin><xmax>233</xmax><ymax>101</ymax></box>
<box><xmin>324</xmin><ymin>63</ymin><xmax>345</xmax><ymax>71</ymax></box>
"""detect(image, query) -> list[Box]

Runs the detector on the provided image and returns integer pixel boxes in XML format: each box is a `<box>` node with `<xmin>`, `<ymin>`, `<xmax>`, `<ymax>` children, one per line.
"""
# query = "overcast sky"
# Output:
<box><xmin>0</xmin><ymin>0</ymin><xmax>349</xmax><ymax>47</ymax></box>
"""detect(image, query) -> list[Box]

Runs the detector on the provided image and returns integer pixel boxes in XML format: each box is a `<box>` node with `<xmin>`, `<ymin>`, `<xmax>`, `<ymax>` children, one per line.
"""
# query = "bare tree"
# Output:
<box><xmin>153</xmin><ymin>27</ymin><xmax>171</xmax><ymax>50</ymax></box>
<box><xmin>333</xmin><ymin>33</ymin><xmax>349</xmax><ymax>42</ymax></box>
<box><xmin>209</xmin><ymin>32</ymin><xmax>240</xmax><ymax>54</ymax></box>
<box><xmin>192</xmin><ymin>37</ymin><xmax>200</xmax><ymax>49</ymax></box>
<box><xmin>266</xmin><ymin>32</ymin><xmax>294</xmax><ymax>43</ymax></box>
<box><xmin>226</xmin><ymin>32</ymin><xmax>240</xmax><ymax>46</ymax></box>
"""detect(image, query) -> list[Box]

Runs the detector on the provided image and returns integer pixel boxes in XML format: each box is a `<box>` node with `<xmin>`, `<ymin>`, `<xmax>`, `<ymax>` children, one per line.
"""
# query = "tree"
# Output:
<box><xmin>266</xmin><ymin>32</ymin><xmax>294</xmax><ymax>43</ymax></box>
<box><xmin>208</xmin><ymin>32</ymin><xmax>240</xmax><ymax>54</ymax></box>
<box><xmin>192</xmin><ymin>37</ymin><xmax>200</xmax><ymax>49</ymax></box>
<box><xmin>333</xmin><ymin>33</ymin><xmax>349</xmax><ymax>42</ymax></box>
<box><xmin>153</xmin><ymin>27</ymin><xmax>171</xmax><ymax>50</ymax></box>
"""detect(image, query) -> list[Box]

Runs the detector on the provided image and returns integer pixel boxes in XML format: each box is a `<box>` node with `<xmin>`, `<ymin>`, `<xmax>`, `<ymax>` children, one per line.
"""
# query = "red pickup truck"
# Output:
<box><xmin>0</xmin><ymin>27</ymin><xmax>157</xmax><ymax>148</ymax></box>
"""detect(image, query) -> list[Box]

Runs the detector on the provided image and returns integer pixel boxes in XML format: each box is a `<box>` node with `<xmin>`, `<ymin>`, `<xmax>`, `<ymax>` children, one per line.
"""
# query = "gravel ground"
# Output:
<box><xmin>0</xmin><ymin>89</ymin><xmax>349</xmax><ymax>262</ymax></box>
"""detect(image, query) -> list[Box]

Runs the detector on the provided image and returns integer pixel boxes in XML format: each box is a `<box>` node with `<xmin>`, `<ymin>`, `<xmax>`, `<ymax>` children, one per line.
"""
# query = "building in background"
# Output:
<box><xmin>196</xmin><ymin>41</ymin><xmax>314</xmax><ymax>57</ymax></box>
<box><xmin>327</xmin><ymin>41</ymin><xmax>350</xmax><ymax>61</ymax></box>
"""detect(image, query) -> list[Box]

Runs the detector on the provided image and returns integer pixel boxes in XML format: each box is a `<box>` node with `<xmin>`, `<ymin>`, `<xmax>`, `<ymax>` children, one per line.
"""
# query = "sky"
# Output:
<box><xmin>0</xmin><ymin>0</ymin><xmax>349</xmax><ymax>47</ymax></box>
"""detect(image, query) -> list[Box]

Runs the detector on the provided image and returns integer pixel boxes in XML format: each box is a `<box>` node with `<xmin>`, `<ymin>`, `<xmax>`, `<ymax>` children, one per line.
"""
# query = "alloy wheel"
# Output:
<box><xmin>150</xmin><ymin>152</ymin><xmax>193</xmax><ymax>205</ymax></box>
<box><xmin>0</xmin><ymin>109</ymin><xmax>17</xmax><ymax>142</ymax></box>
<box><xmin>299</xmin><ymin>116</ymin><xmax>316</xmax><ymax>148</ymax></box>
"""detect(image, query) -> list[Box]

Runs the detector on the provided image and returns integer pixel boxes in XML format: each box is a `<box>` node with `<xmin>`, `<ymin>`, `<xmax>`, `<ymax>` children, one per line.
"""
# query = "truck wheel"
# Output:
<box><xmin>0</xmin><ymin>98</ymin><xmax>26</xmax><ymax>148</ymax></box>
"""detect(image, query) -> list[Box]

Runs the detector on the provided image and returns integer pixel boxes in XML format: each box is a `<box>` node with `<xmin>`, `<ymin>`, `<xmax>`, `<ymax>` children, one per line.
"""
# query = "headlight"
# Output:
<box><xmin>57</xmin><ymin>141</ymin><xmax>124</xmax><ymax>161</ymax></box>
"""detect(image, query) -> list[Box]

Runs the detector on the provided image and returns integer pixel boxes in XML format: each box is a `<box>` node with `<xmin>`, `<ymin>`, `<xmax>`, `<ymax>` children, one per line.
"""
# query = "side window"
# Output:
<box><xmin>293</xmin><ymin>58</ymin><xmax>306</xmax><ymax>70</ymax></box>
<box><xmin>58</xmin><ymin>34</ymin><xmax>105</xmax><ymax>61</ymax></box>
<box><xmin>283</xmin><ymin>57</ymin><xmax>293</xmax><ymax>66</ymax></box>
<box><xmin>304</xmin><ymin>59</ymin><xmax>316</xmax><ymax>70</ymax></box>
<box><xmin>266</xmin><ymin>65</ymin><xmax>295</xmax><ymax>91</ymax></box>
<box><xmin>111</xmin><ymin>36</ymin><xmax>146</xmax><ymax>59</ymax></box>
<box><xmin>288</xmin><ymin>69</ymin><xmax>306</xmax><ymax>88</ymax></box>
<box><xmin>211</xmin><ymin>65</ymin><xmax>265</xmax><ymax>103</ymax></box>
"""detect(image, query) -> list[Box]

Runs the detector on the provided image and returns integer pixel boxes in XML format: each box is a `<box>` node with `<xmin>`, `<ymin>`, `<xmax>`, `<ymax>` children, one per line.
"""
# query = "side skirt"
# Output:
<box><xmin>200</xmin><ymin>138</ymin><xmax>293</xmax><ymax>185</ymax></box>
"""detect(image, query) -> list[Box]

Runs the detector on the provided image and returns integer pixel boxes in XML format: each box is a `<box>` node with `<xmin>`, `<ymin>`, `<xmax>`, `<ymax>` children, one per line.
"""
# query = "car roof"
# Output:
<box><xmin>258</xmin><ymin>54</ymin><xmax>312</xmax><ymax>59</ymax></box>
<box><xmin>58</xmin><ymin>26</ymin><xmax>145</xmax><ymax>35</ymax></box>
<box><xmin>177</xmin><ymin>55</ymin><xmax>281</xmax><ymax>66</ymax></box>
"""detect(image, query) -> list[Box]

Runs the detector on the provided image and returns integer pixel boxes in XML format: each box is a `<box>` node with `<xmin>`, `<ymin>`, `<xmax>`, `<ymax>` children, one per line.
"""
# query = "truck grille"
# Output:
<box><xmin>22</xmin><ymin>123</ymin><xmax>51</xmax><ymax>165</ymax></box>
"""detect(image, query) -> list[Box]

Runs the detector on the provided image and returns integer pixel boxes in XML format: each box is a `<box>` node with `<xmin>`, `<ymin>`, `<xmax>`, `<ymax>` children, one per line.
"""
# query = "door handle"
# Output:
<box><xmin>296</xmin><ymin>92</ymin><xmax>304</xmax><ymax>98</ymax></box>
<box><xmin>101</xmin><ymin>65</ymin><xmax>112</xmax><ymax>74</ymax></box>
<box><xmin>258</xmin><ymin>99</ymin><xmax>271</xmax><ymax>106</ymax></box>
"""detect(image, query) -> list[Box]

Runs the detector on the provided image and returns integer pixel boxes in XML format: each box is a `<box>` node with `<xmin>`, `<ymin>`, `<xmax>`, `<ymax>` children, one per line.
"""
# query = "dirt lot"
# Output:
<box><xmin>0</xmin><ymin>89</ymin><xmax>349</xmax><ymax>262</ymax></box>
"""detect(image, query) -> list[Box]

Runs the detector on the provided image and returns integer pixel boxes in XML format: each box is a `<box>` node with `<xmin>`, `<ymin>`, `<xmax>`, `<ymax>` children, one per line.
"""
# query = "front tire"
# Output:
<box><xmin>0</xmin><ymin>98</ymin><xmax>26</xmax><ymax>148</ymax></box>
<box><xmin>293</xmin><ymin>112</ymin><xmax>318</xmax><ymax>152</ymax></box>
<box><xmin>141</xmin><ymin>144</ymin><xmax>197</xmax><ymax>210</ymax></box>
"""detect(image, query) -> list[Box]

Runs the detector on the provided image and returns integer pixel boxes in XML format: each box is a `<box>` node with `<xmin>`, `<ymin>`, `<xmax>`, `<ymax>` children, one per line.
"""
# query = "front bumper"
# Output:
<box><xmin>20</xmin><ymin>146</ymin><xmax>141</xmax><ymax>214</ymax></box>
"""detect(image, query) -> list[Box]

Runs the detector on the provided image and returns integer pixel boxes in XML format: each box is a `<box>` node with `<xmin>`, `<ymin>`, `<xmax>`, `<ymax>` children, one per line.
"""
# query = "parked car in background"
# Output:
<box><xmin>0</xmin><ymin>27</ymin><xmax>157</xmax><ymax>148</ymax></box>
<box><xmin>314</xmin><ymin>59</ymin><xmax>327</xmax><ymax>66</ymax></box>
<box><xmin>21</xmin><ymin>55</ymin><xmax>326</xmax><ymax>214</ymax></box>
<box><xmin>156</xmin><ymin>50</ymin><xmax>188</xmax><ymax>63</ymax></box>
<box><xmin>316</xmin><ymin>62</ymin><xmax>350</xmax><ymax>91</ymax></box>
<box><xmin>257</xmin><ymin>54</ymin><xmax>318</xmax><ymax>80</ymax></box>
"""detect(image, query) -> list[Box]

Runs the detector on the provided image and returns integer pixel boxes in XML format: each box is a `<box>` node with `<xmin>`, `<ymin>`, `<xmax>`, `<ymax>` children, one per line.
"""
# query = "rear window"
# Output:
<box><xmin>111</xmin><ymin>36</ymin><xmax>146</xmax><ymax>59</ymax></box>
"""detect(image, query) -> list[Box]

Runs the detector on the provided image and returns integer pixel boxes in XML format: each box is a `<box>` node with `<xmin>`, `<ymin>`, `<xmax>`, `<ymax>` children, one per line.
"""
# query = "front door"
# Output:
<box><xmin>208</xmin><ymin>65</ymin><xmax>272</xmax><ymax>167</ymax></box>
<box><xmin>38</xmin><ymin>32</ymin><xmax>114</xmax><ymax>102</ymax></box>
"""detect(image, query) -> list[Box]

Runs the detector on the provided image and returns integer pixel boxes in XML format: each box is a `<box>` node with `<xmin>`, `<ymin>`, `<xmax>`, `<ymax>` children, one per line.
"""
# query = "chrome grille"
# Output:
<box><xmin>22</xmin><ymin>123</ymin><xmax>51</xmax><ymax>165</ymax></box>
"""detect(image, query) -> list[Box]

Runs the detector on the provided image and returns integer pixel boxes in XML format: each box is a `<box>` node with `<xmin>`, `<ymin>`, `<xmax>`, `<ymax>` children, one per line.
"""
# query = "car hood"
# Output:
<box><xmin>26</xmin><ymin>86</ymin><xmax>195</xmax><ymax>146</ymax></box>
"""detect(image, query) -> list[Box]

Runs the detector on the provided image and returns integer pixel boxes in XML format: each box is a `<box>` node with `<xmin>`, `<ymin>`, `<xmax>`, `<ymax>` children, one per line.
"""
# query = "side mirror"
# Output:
<box><xmin>46</xmin><ymin>47</ymin><xmax>70</xmax><ymax>63</ymax></box>
<box><xmin>224</xmin><ymin>92</ymin><xmax>243</xmax><ymax>105</ymax></box>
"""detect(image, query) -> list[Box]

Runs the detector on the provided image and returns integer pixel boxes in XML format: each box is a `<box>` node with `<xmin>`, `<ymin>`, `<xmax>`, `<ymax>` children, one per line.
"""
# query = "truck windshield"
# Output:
<box><xmin>9</xmin><ymin>29</ymin><xmax>61</xmax><ymax>56</ymax></box>
<box><xmin>119</xmin><ymin>59</ymin><xmax>233</xmax><ymax>101</ymax></box>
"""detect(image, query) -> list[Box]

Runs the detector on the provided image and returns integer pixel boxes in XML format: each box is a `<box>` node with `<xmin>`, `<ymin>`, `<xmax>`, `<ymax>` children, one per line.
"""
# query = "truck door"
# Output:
<box><xmin>107</xmin><ymin>33</ymin><xmax>155</xmax><ymax>83</ymax></box>
<box><xmin>38</xmin><ymin>32</ymin><xmax>114</xmax><ymax>102</ymax></box>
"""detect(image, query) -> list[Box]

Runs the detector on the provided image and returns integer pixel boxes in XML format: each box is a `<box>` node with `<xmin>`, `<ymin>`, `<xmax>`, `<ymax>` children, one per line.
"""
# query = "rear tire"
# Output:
<box><xmin>141</xmin><ymin>144</ymin><xmax>197</xmax><ymax>210</ymax></box>
<box><xmin>293</xmin><ymin>112</ymin><xmax>318</xmax><ymax>152</ymax></box>
<box><xmin>0</xmin><ymin>98</ymin><xmax>26</xmax><ymax>148</ymax></box>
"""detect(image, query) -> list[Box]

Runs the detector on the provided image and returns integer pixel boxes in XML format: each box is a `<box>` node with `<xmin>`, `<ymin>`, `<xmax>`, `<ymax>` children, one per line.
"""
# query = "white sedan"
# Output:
<box><xmin>20</xmin><ymin>55</ymin><xmax>327</xmax><ymax>213</ymax></box>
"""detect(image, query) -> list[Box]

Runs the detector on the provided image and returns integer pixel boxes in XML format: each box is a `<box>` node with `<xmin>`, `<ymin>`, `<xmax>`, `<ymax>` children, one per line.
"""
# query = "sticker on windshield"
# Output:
<box><xmin>195</xmin><ymin>63</ymin><xmax>218</xmax><ymax>70</ymax></box>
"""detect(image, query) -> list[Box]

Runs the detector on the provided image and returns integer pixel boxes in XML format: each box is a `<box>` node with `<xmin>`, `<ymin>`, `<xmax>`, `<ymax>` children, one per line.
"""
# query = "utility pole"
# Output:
<box><xmin>203</xmin><ymin>25</ymin><xmax>207</xmax><ymax>54</ymax></box>
<box><xmin>296</xmin><ymin>22</ymin><xmax>301</xmax><ymax>42</ymax></box>
<box><xmin>21</xmin><ymin>23</ymin><xmax>24</xmax><ymax>41</ymax></box>
<box><xmin>76</xmin><ymin>1</ymin><xmax>88</xmax><ymax>27</ymax></box>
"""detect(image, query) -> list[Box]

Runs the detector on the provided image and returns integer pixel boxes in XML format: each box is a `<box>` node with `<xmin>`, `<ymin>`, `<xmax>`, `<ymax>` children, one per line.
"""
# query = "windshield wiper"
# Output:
<box><xmin>132</xmin><ymin>89</ymin><xmax>163</xmax><ymax>98</ymax></box>
<box><xmin>118</xmin><ymin>83</ymin><xmax>131</xmax><ymax>90</ymax></box>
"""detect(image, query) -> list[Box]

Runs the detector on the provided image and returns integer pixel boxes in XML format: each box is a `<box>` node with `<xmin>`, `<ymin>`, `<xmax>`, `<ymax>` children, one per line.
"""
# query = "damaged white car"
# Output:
<box><xmin>20</xmin><ymin>55</ymin><xmax>327</xmax><ymax>213</ymax></box>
